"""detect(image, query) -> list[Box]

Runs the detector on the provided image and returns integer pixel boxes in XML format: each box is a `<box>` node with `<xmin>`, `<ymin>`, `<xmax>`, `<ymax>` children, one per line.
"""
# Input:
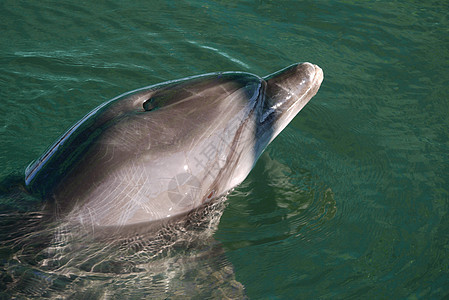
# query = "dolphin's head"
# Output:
<box><xmin>25</xmin><ymin>62</ymin><xmax>323</xmax><ymax>228</ymax></box>
<box><xmin>261</xmin><ymin>62</ymin><xmax>323</xmax><ymax>140</ymax></box>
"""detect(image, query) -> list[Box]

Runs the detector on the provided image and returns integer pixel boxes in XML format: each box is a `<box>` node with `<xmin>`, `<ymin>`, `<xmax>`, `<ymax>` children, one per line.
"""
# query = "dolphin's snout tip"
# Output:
<box><xmin>302</xmin><ymin>62</ymin><xmax>323</xmax><ymax>86</ymax></box>
<box><xmin>313</xmin><ymin>64</ymin><xmax>324</xmax><ymax>85</ymax></box>
<box><xmin>298</xmin><ymin>62</ymin><xmax>324</xmax><ymax>88</ymax></box>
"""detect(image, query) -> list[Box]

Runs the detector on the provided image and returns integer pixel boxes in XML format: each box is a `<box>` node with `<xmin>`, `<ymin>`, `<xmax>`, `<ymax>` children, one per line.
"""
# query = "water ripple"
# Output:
<box><xmin>187</xmin><ymin>40</ymin><xmax>251</xmax><ymax>69</ymax></box>
<box><xmin>217</xmin><ymin>150</ymin><xmax>337</xmax><ymax>250</ymax></box>
<box><xmin>0</xmin><ymin>196</ymin><xmax>245</xmax><ymax>298</ymax></box>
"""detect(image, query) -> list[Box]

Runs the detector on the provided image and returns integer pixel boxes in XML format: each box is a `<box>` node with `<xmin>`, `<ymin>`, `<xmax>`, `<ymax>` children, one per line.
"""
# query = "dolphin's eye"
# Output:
<box><xmin>143</xmin><ymin>98</ymin><xmax>158</xmax><ymax>111</ymax></box>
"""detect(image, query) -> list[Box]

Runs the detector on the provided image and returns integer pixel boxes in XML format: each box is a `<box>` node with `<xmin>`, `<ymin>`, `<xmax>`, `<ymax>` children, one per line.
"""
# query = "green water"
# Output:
<box><xmin>1</xmin><ymin>0</ymin><xmax>448</xmax><ymax>298</ymax></box>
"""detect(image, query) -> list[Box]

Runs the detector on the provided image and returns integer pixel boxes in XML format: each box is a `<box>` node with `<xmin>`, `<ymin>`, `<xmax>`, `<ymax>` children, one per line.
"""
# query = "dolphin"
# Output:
<box><xmin>25</xmin><ymin>62</ymin><xmax>323</xmax><ymax>229</ymax></box>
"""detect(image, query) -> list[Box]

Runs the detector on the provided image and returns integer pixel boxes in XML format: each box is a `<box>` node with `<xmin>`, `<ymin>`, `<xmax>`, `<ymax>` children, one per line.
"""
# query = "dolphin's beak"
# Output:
<box><xmin>259</xmin><ymin>62</ymin><xmax>324</xmax><ymax>146</ymax></box>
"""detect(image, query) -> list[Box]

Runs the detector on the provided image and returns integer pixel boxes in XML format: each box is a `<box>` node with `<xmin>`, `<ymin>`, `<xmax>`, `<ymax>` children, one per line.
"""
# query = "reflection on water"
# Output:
<box><xmin>218</xmin><ymin>151</ymin><xmax>336</xmax><ymax>248</ymax></box>
<box><xmin>0</xmin><ymin>150</ymin><xmax>334</xmax><ymax>298</ymax></box>
<box><xmin>0</xmin><ymin>194</ymin><xmax>245</xmax><ymax>298</ymax></box>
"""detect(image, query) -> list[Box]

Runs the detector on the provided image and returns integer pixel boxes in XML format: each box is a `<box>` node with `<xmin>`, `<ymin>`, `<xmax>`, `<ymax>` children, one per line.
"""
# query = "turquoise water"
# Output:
<box><xmin>1</xmin><ymin>0</ymin><xmax>448</xmax><ymax>298</ymax></box>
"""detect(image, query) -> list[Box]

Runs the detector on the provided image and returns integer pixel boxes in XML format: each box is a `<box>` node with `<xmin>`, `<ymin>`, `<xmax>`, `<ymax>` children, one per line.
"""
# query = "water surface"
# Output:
<box><xmin>1</xmin><ymin>0</ymin><xmax>448</xmax><ymax>298</ymax></box>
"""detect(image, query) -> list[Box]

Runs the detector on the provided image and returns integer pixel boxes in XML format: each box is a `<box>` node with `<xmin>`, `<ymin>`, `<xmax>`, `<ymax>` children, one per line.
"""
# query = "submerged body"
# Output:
<box><xmin>25</xmin><ymin>63</ymin><xmax>323</xmax><ymax>228</ymax></box>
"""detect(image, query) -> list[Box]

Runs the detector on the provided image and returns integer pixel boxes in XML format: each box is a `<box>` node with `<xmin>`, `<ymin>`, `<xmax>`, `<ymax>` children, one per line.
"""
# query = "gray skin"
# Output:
<box><xmin>25</xmin><ymin>62</ymin><xmax>323</xmax><ymax>229</ymax></box>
